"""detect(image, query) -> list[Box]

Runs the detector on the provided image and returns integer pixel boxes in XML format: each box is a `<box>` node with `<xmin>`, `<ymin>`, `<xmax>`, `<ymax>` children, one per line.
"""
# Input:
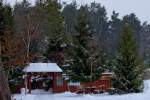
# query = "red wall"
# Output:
<box><xmin>69</xmin><ymin>86</ymin><xmax>79</xmax><ymax>93</ymax></box>
<box><xmin>14</xmin><ymin>73</ymin><xmax>111</xmax><ymax>94</ymax></box>
<box><xmin>52</xmin><ymin>73</ymin><xmax>68</xmax><ymax>93</ymax></box>
<box><xmin>69</xmin><ymin>79</ymin><xmax>111</xmax><ymax>93</ymax></box>
<box><xmin>14</xmin><ymin>72</ymin><xmax>69</xmax><ymax>94</ymax></box>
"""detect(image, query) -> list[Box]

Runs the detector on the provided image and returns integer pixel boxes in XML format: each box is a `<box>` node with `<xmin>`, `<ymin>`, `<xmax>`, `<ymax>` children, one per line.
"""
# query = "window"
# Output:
<box><xmin>56</xmin><ymin>76</ymin><xmax>63</xmax><ymax>86</ymax></box>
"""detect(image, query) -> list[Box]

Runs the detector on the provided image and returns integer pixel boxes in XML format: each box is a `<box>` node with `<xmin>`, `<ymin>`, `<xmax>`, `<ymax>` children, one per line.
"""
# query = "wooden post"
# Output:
<box><xmin>28</xmin><ymin>75</ymin><xmax>32</xmax><ymax>94</ymax></box>
<box><xmin>24</xmin><ymin>73</ymin><xmax>28</xmax><ymax>94</ymax></box>
<box><xmin>52</xmin><ymin>72</ymin><xmax>56</xmax><ymax>93</ymax></box>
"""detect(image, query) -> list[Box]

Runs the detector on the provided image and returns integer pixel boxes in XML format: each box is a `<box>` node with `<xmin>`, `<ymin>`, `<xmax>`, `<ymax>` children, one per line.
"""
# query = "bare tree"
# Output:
<box><xmin>18</xmin><ymin>5</ymin><xmax>42</xmax><ymax>94</ymax></box>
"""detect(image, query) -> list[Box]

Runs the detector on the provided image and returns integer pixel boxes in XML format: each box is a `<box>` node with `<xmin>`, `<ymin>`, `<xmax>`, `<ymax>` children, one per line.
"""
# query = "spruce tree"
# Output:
<box><xmin>113</xmin><ymin>24</ymin><xmax>145</xmax><ymax>93</ymax></box>
<box><xmin>62</xmin><ymin>1</ymin><xmax>78</xmax><ymax>35</ymax></box>
<box><xmin>43</xmin><ymin>0</ymin><xmax>65</xmax><ymax>62</ymax></box>
<box><xmin>42</xmin><ymin>0</ymin><xmax>73</xmax><ymax>66</ymax></box>
<box><xmin>70</xmin><ymin>6</ymin><xmax>104</xmax><ymax>82</ymax></box>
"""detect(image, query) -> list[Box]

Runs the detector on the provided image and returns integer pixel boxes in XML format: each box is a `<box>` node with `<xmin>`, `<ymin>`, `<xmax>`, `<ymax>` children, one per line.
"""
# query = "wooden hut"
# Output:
<box><xmin>23</xmin><ymin>63</ymin><xmax>68</xmax><ymax>93</ymax></box>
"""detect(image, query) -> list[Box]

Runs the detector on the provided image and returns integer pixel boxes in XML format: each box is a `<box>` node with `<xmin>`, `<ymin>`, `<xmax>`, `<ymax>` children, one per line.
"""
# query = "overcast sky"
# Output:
<box><xmin>7</xmin><ymin>0</ymin><xmax>150</xmax><ymax>23</ymax></box>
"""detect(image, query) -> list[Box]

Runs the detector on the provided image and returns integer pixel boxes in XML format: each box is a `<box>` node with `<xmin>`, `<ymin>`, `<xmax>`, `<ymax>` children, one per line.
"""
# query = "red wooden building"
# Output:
<box><xmin>23</xmin><ymin>63</ymin><xmax>68</xmax><ymax>93</ymax></box>
<box><xmin>22</xmin><ymin>63</ymin><xmax>113</xmax><ymax>94</ymax></box>
<box><xmin>68</xmin><ymin>72</ymin><xmax>114</xmax><ymax>94</ymax></box>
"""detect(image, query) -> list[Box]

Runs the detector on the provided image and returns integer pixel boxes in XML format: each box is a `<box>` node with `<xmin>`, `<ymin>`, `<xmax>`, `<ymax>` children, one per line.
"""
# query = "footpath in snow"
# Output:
<box><xmin>13</xmin><ymin>80</ymin><xmax>150</xmax><ymax>100</ymax></box>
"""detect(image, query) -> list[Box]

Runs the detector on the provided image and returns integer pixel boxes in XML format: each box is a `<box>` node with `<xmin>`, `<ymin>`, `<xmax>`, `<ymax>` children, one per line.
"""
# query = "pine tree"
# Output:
<box><xmin>108</xmin><ymin>11</ymin><xmax>123</xmax><ymax>57</ymax></box>
<box><xmin>1</xmin><ymin>4</ymin><xmax>14</xmax><ymax>67</ymax></box>
<box><xmin>70</xmin><ymin>6</ymin><xmax>104</xmax><ymax>82</ymax></box>
<box><xmin>62</xmin><ymin>1</ymin><xmax>78</xmax><ymax>35</ymax></box>
<box><xmin>0</xmin><ymin>1</ymin><xmax>11</xmax><ymax>100</ymax></box>
<box><xmin>113</xmin><ymin>24</ymin><xmax>145</xmax><ymax>93</ymax></box>
<box><xmin>123</xmin><ymin>13</ymin><xmax>142</xmax><ymax>49</ymax></box>
<box><xmin>43</xmin><ymin>0</ymin><xmax>72</xmax><ymax>66</ymax></box>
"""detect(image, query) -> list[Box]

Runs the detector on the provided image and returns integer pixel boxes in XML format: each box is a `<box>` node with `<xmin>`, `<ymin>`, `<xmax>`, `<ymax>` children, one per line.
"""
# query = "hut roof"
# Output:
<box><xmin>23</xmin><ymin>63</ymin><xmax>63</xmax><ymax>73</ymax></box>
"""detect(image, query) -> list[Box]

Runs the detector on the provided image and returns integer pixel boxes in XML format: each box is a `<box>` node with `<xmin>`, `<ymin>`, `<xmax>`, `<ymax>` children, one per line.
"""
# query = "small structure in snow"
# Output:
<box><xmin>101</xmin><ymin>71</ymin><xmax>115</xmax><ymax>80</ymax></box>
<box><xmin>23</xmin><ymin>63</ymin><xmax>68</xmax><ymax>94</ymax></box>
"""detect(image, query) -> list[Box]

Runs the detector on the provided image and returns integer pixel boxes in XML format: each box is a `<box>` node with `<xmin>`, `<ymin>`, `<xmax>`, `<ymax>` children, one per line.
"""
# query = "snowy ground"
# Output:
<box><xmin>12</xmin><ymin>80</ymin><xmax>150</xmax><ymax>100</ymax></box>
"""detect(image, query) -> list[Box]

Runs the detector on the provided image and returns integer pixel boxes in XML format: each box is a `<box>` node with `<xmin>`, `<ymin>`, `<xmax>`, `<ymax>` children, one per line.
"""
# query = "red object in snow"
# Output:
<box><xmin>69</xmin><ymin>79</ymin><xmax>111</xmax><ymax>94</ymax></box>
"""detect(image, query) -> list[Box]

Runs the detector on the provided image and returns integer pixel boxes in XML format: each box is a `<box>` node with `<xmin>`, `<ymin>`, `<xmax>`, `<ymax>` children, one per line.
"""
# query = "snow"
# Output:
<box><xmin>102</xmin><ymin>72</ymin><xmax>114</xmax><ymax>75</ymax></box>
<box><xmin>144</xmin><ymin>80</ymin><xmax>150</xmax><ymax>93</ymax></box>
<box><xmin>31</xmin><ymin>89</ymin><xmax>52</xmax><ymax>94</ymax></box>
<box><xmin>68</xmin><ymin>82</ymin><xmax>80</xmax><ymax>86</ymax></box>
<box><xmin>13</xmin><ymin>80</ymin><xmax>150</xmax><ymax>100</ymax></box>
<box><xmin>146</xmin><ymin>68</ymin><xmax>150</xmax><ymax>71</ymax></box>
<box><xmin>23</xmin><ymin>63</ymin><xmax>63</xmax><ymax>73</ymax></box>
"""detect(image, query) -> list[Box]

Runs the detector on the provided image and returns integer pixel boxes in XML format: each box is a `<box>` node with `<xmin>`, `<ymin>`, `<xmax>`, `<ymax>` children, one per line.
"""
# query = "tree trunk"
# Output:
<box><xmin>0</xmin><ymin>43</ymin><xmax>11</xmax><ymax>100</ymax></box>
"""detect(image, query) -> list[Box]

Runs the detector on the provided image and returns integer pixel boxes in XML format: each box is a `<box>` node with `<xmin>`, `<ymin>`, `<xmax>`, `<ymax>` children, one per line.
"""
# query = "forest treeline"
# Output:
<box><xmin>0</xmin><ymin>0</ymin><xmax>148</xmax><ymax>98</ymax></box>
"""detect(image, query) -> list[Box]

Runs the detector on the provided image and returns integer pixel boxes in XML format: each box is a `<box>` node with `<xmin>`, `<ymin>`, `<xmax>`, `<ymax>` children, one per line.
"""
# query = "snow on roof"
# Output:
<box><xmin>102</xmin><ymin>72</ymin><xmax>114</xmax><ymax>75</ymax></box>
<box><xmin>23</xmin><ymin>63</ymin><xmax>63</xmax><ymax>73</ymax></box>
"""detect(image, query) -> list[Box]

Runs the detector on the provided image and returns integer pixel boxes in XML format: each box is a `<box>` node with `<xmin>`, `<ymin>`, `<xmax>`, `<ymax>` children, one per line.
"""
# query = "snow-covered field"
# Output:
<box><xmin>12</xmin><ymin>80</ymin><xmax>150</xmax><ymax>100</ymax></box>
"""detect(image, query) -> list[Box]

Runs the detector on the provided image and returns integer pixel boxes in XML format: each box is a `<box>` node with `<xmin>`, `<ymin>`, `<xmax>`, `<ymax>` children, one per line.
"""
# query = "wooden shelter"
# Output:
<box><xmin>23</xmin><ymin>63</ymin><xmax>68</xmax><ymax>93</ymax></box>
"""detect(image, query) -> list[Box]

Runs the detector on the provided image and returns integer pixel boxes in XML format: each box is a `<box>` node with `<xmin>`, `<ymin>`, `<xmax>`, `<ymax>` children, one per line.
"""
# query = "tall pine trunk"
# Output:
<box><xmin>0</xmin><ymin>43</ymin><xmax>11</xmax><ymax>100</ymax></box>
